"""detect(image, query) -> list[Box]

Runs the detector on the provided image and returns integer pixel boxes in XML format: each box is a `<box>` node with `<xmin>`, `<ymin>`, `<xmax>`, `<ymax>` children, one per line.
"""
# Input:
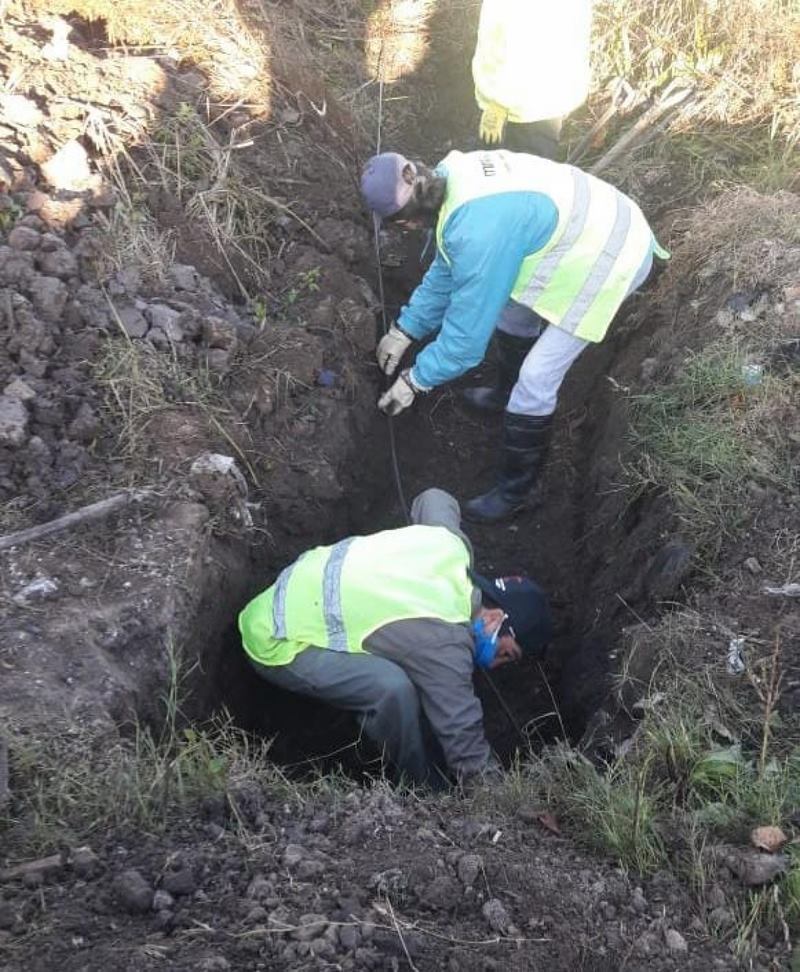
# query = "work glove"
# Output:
<box><xmin>378</xmin><ymin>369</ymin><xmax>425</xmax><ymax>416</ymax></box>
<box><xmin>376</xmin><ymin>323</ymin><xmax>413</xmax><ymax>376</ymax></box>
<box><xmin>479</xmin><ymin>102</ymin><xmax>509</xmax><ymax>146</ymax></box>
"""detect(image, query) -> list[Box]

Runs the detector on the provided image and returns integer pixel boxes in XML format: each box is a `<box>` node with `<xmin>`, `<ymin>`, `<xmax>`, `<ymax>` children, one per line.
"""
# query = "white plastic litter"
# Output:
<box><xmin>727</xmin><ymin>636</ymin><xmax>746</xmax><ymax>675</ymax></box>
<box><xmin>762</xmin><ymin>583</ymin><xmax>800</xmax><ymax>597</ymax></box>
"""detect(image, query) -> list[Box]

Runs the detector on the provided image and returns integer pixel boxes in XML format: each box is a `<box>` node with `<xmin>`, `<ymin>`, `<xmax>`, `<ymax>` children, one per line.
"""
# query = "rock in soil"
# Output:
<box><xmin>482</xmin><ymin>898</ymin><xmax>511</xmax><ymax>934</ymax></box>
<box><xmin>665</xmin><ymin>928</ymin><xmax>689</xmax><ymax>953</ymax></box>
<box><xmin>112</xmin><ymin>869</ymin><xmax>154</xmax><ymax>914</ymax></box>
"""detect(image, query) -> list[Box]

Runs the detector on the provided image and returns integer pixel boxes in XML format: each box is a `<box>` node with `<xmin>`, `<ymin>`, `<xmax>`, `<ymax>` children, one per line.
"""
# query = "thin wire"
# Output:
<box><xmin>372</xmin><ymin>77</ymin><xmax>411</xmax><ymax>524</ymax></box>
<box><xmin>371</xmin><ymin>80</ymin><xmax>524</xmax><ymax>748</ymax></box>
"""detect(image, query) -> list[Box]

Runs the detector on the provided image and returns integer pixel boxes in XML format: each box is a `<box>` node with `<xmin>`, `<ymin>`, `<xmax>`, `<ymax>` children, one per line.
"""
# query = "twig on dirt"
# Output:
<box><xmin>590</xmin><ymin>82</ymin><xmax>695</xmax><ymax>176</ymax></box>
<box><xmin>536</xmin><ymin>662</ymin><xmax>567</xmax><ymax>742</ymax></box>
<box><xmin>246</xmin><ymin>187</ymin><xmax>331</xmax><ymax>251</ymax></box>
<box><xmin>614</xmin><ymin>592</ymin><xmax>654</xmax><ymax>631</ymax></box>
<box><xmin>0</xmin><ymin>491</ymin><xmax>153</xmax><ymax>554</ymax></box>
<box><xmin>757</xmin><ymin>632</ymin><xmax>783</xmax><ymax>779</ymax></box>
<box><xmin>568</xmin><ymin>78</ymin><xmax>637</xmax><ymax>165</ymax></box>
<box><xmin>384</xmin><ymin>897</ymin><xmax>420</xmax><ymax>972</ymax></box>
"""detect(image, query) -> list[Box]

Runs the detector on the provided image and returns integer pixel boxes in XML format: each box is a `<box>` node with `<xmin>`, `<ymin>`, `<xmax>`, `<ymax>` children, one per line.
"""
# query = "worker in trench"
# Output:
<box><xmin>360</xmin><ymin>149</ymin><xmax>668</xmax><ymax>522</ymax></box>
<box><xmin>238</xmin><ymin>488</ymin><xmax>551</xmax><ymax>789</ymax></box>
<box><xmin>472</xmin><ymin>0</ymin><xmax>592</xmax><ymax>159</ymax></box>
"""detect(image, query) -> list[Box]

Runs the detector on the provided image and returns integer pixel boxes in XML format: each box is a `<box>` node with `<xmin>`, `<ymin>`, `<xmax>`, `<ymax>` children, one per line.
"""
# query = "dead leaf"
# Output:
<box><xmin>751</xmin><ymin>825</ymin><xmax>788</xmax><ymax>853</ymax></box>
<box><xmin>536</xmin><ymin>812</ymin><xmax>561</xmax><ymax>836</ymax></box>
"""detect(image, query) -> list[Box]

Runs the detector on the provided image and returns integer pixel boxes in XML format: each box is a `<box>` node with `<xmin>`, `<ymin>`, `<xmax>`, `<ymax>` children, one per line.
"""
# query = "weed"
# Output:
<box><xmin>627</xmin><ymin>340</ymin><xmax>796</xmax><ymax>551</ymax></box>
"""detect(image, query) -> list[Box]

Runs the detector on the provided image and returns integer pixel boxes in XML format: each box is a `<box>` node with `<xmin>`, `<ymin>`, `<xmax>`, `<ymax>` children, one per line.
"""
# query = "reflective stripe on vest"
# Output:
<box><xmin>435</xmin><ymin>151</ymin><xmax>657</xmax><ymax>343</ymax></box>
<box><xmin>239</xmin><ymin>525</ymin><xmax>475</xmax><ymax>667</ymax></box>
<box><xmin>321</xmin><ymin>537</ymin><xmax>354</xmax><ymax>651</ymax></box>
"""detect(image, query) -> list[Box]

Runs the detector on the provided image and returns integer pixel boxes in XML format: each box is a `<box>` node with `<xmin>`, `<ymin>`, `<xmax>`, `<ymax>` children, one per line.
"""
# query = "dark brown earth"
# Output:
<box><xmin>2</xmin><ymin>3</ymin><xmax>798</xmax><ymax>971</ymax></box>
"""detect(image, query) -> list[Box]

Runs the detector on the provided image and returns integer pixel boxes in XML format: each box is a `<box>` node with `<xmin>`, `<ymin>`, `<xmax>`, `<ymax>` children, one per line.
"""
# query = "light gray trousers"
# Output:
<box><xmin>499</xmin><ymin>251</ymin><xmax>654</xmax><ymax>416</ymax></box>
<box><xmin>249</xmin><ymin>490</ymin><xmax>465</xmax><ymax>789</ymax></box>
<box><xmin>250</xmin><ymin>648</ymin><xmax>443</xmax><ymax>786</ymax></box>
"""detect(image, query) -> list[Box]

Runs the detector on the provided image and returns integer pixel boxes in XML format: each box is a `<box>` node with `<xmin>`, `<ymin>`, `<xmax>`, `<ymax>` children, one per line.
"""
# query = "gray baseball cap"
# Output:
<box><xmin>360</xmin><ymin>152</ymin><xmax>416</xmax><ymax>219</ymax></box>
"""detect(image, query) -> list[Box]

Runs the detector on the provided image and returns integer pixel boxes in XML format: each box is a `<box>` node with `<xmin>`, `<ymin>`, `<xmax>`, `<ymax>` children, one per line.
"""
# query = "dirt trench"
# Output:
<box><xmin>201</xmin><ymin>249</ymin><xmax>668</xmax><ymax>778</ymax></box>
<box><xmin>0</xmin><ymin>1</ymin><xmax>681</xmax><ymax>783</ymax></box>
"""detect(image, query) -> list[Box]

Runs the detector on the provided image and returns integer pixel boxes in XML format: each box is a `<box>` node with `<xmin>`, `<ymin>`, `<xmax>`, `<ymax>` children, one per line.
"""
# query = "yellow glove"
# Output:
<box><xmin>479</xmin><ymin>102</ymin><xmax>509</xmax><ymax>146</ymax></box>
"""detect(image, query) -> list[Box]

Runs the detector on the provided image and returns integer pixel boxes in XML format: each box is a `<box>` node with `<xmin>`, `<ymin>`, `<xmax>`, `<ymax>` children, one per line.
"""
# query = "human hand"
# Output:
<box><xmin>479</xmin><ymin>102</ymin><xmax>508</xmax><ymax>146</ymax></box>
<box><xmin>376</xmin><ymin>323</ymin><xmax>413</xmax><ymax>376</ymax></box>
<box><xmin>377</xmin><ymin>370</ymin><xmax>417</xmax><ymax>416</ymax></box>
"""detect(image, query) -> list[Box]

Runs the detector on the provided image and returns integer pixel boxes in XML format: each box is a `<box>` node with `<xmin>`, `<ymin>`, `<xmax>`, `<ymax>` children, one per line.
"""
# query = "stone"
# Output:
<box><xmin>30</xmin><ymin>275</ymin><xmax>68</xmax><ymax>322</ymax></box>
<box><xmin>4</xmin><ymin>378</ymin><xmax>36</xmax><ymax>402</ymax></box>
<box><xmin>339</xmin><ymin>924</ymin><xmax>360</xmax><ymax>950</ymax></box>
<box><xmin>750</xmin><ymin>825</ymin><xmax>788</xmax><ymax>852</ymax></box>
<box><xmin>41</xmin><ymin>140</ymin><xmax>92</xmax><ymax>192</ymax></box>
<box><xmin>0</xmin><ymin>93</ymin><xmax>43</xmax><ymax>127</ymax></box>
<box><xmin>0</xmin><ymin>900</ymin><xmax>14</xmax><ymax>930</ymax></box>
<box><xmin>295</xmin><ymin>859</ymin><xmax>324</xmax><ymax>881</ymax></box>
<box><xmin>68</xmin><ymin>403</ymin><xmax>98</xmax><ymax>444</ymax></box>
<box><xmin>743</xmin><ymin>557</ymin><xmax>762</xmax><ymax>575</ymax></box>
<box><xmin>196</xmin><ymin>955</ymin><xmax>231</xmax><ymax>972</ymax></box>
<box><xmin>0</xmin><ymin>396</ymin><xmax>29</xmax><ymax>447</ymax></box>
<box><xmin>206</xmin><ymin>348</ymin><xmax>231</xmax><ymax>373</ymax></box>
<box><xmin>422</xmin><ymin>875</ymin><xmax>459</xmax><ymax>910</ymax></box>
<box><xmin>282</xmin><ymin>844</ymin><xmax>305</xmax><ymax>869</ymax></box>
<box><xmin>664</xmin><ymin>928</ymin><xmax>688</xmax><ymax>953</ymax></box>
<box><xmin>71</xmin><ymin>846</ymin><xmax>99</xmax><ymax>879</ymax></box>
<box><xmin>147</xmin><ymin>326</ymin><xmax>169</xmax><ymax>350</ymax></box>
<box><xmin>456</xmin><ymin>854</ymin><xmax>483</xmax><ymax>887</ymax></box>
<box><xmin>39</xmin><ymin>232</ymin><xmax>63</xmax><ymax>252</ymax></box>
<box><xmin>37</xmin><ymin>247</ymin><xmax>78</xmax><ymax>280</ymax></box>
<box><xmin>114</xmin><ymin>304</ymin><xmax>149</xmax><ymax>339</ymax></box>
<box><xmin>146</xmin><ymin>304</ymin><xmax>183</xmax><ymax>342</ymax></box>
<box><xmin>152</xmin><ymin>889</ymin><xmax>175</xmax><ymax>911</ymax></box>
<box><xmin>726</xmin><ymin>849</ymin><xmax>788</xmax><ymax>886</ymax></box>
<box><xmin>203</xmin><ymin>315</ymin><xmax>238</xmax><ymax>350</ymax></box>
<box><xmin>162</xmin><ymin>868</ymin><xmax>196</xmax><ymax>896</ymax></box>
<box><xmin>707</xmin><ymin>885</ymin><xmax>727</xmax><ymax>910</ymax></box>
<box><xmin>292</xmin><ymin>914</ymin><xmax>328</xmax><ymax>941</ymax></box>
<box><xmin>482</xmin><ymin>898</ymin><xmax>511</xmax><ymax>934</ymax></box>
<box><xmin>644</xmin><ymin>542</ymin><xmax>693</xmax><ymax>600</ymax></box>
<box><xmin>709</xmin><ymin>907</ymin><xmax>734</xmax><ymax>929</ymax></box>
<box><xmin>8</xmin><ymin>226</ymin><xmax>41</xmax><ymax>251</ymax></box>
<box><xmin>0</xmin><ymin>247</ymin><xmax>35</xmax><ymax>286</ymax></box>
<box><xmin>630</xmin><ymin>888</ymin><xmax>648</xmax><ymax>913</ymax></box>
<box><xmin>112</xmin><ymin>869</ymin><xmax>153</xmax><ymax>914</ymax></box>
<box><xmin>170</xmin><ymin>264</ymin><xmax>199</xmax><ymax>291</ymax></box>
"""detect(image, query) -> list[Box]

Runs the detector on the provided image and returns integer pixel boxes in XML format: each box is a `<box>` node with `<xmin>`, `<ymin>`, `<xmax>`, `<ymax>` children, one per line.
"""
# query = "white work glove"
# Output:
<box><xmin>376</xmin><ymin>323</ymin><xmax>413</xmax><ymax>376</ymax></box>
<box><xmin>378</xmin><ymin>369</ymin><xmax>426</xmax><ymax>416</ymax></box>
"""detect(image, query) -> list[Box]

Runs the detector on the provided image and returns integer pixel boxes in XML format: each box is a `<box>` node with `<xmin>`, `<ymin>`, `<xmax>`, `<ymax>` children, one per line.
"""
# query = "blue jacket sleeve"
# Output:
<box><xmin>406</xmin><ymin>192</ymin><xmax>557</xmax><ymax>389</ymax></box>
<box><xmin>396</xmin><ymin>251</ymin><xmax>453</xmax><ymax>341</ymax></box>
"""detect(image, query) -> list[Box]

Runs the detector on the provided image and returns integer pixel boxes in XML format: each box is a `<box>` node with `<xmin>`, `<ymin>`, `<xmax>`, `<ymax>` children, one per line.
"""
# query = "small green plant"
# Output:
<box><xmin>281</xmin><ymin>266</ymin><xmax>322</xmax><ymax>310</ymax></box>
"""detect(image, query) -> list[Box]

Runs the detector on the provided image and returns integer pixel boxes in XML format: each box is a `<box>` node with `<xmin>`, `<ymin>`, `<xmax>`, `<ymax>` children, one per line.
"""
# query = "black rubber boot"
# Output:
<box><xmin>462</xmin><ymin>331</ymin><xmax>537</xmax><ymax>413</ymax></box>
<box><xmin>463</xmin><ymin>413</ymin><xmax>553</xmax><ymax>523</ymax></box>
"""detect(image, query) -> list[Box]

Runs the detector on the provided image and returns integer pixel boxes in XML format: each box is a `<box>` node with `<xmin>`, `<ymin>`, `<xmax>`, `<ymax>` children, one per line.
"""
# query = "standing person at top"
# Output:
<box><xmin>360</xmin><ymin>149</ymin><xmax>667</xmax><ymax>523</ymax></box>
<box><xmin>473</xmin><ymin>0</ymin><xmax>593</xmax><ymax>159</ymax></box>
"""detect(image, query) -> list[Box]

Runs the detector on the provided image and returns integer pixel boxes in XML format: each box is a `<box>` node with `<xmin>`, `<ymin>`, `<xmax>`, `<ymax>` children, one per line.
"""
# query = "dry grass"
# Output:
<box><xmin>590</xmin><ymin>0</ymin><xmax>800</xmax><ymax>144</ymax></box>
<box><xmin>20</xmin><ymin>0</ymin><xmax>270</xmax><ymax>102</ymax></box>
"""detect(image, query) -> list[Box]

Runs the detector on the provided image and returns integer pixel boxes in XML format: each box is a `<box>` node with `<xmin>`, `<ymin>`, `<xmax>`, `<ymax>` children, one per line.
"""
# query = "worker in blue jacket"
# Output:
<box><xmin>360</xmin><ymin>149</ymin><xmax>664</xmax><ymax>522</ymax></box>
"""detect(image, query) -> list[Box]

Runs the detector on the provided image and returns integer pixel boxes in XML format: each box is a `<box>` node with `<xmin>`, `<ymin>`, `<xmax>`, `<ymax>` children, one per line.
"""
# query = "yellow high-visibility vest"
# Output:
<box><xmin>239</xmin><ymin>525</ymin><xmax>474</xmax><ymax>667</ymax></box>
<box><xmin>435</xmin><ymin>151</ymin><xmax>661</xmax><ymax>343</ymax></box>
<box><xmin>472</xmin><ymin>0</ymin><xmax>592</xmax><ymax>122</ymax></box>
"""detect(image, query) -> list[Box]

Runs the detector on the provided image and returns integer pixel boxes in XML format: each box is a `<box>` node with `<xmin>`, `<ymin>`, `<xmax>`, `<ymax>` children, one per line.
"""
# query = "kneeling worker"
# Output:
<box><xmin>239</xmin><ymin>488</ymin><xmax>551</xmax><ymax>788</ymax></box>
